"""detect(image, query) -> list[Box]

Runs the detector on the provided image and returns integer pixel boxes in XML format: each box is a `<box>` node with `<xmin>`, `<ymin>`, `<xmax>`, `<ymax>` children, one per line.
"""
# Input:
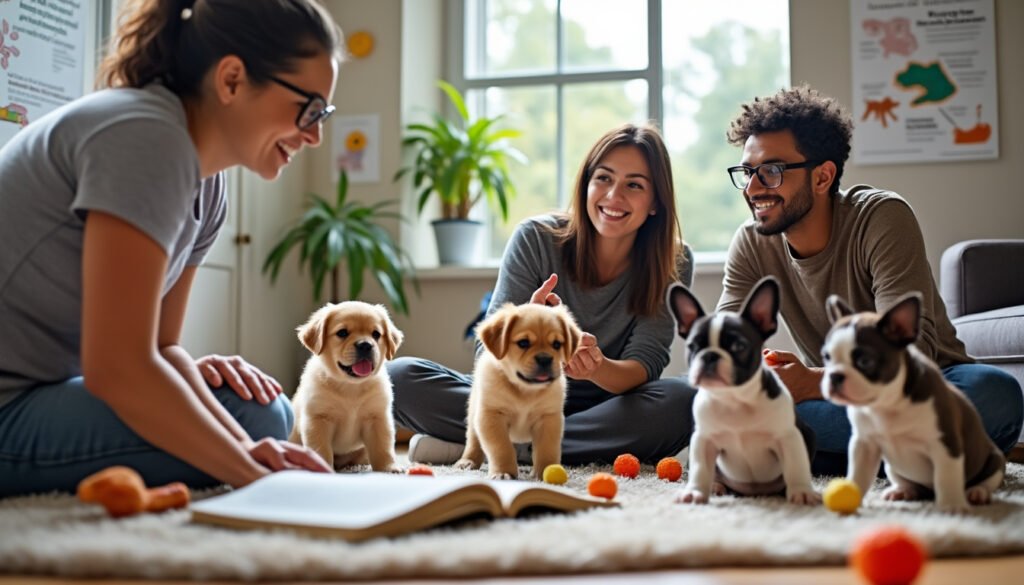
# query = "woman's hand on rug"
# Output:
<box><xmin>530</xmin><ymin>273</ymin><xmax>562</xmax><ymax>306</ymax></box>
<box><xmin>197</xmin><ymin>354</ymin><xmax>283</xmax><ymax>405</ymax></box>
<box><xmin>565</xmin><ymin>333</ymin><xmax>603</xmax><ymax>380</ymax></box>
<box><xmin>247</xmin><ymin>437</ymin><xmax>333</xmax><ymax>475</ymax></box>
<box><xmin>763</xmin><ymin>349</ymin><xmax>824</xmax><ymax>403</ymax></box>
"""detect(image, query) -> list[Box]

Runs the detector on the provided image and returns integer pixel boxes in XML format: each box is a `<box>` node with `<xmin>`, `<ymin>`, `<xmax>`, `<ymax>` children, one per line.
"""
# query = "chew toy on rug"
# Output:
<box><xmin>77</xmin><ymin>466</ymin><xmax>190</xmax><ymax>518</ymax></box>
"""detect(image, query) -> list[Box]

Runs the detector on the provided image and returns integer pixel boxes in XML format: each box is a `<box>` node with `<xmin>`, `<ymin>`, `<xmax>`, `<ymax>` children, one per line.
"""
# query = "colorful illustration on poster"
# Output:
<box><xmin>862</xmin><ymin>17</ymin><xmax>917</xmax><ymax>57</ymax></box>
<box><xmin>896</xmin><ymin>61</ymin><xmax>956</xmax><ymax>105</ymax></box>
<box><xmin>0</xmin><ymin>17</ymin><xmax>20</xmax><ymax>70</ymax></box>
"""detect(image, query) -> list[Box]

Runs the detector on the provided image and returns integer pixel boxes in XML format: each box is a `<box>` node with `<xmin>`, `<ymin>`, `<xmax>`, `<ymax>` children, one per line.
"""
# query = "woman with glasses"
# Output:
<box><xmin>389</xmin><ymin>123</ymin><xmax>698</xmax><ymax>467</ymax></box>
<box><xmin>0</xmin><ymin>0</ymin><xmax>342</xmax><ymax>496</ymax></box>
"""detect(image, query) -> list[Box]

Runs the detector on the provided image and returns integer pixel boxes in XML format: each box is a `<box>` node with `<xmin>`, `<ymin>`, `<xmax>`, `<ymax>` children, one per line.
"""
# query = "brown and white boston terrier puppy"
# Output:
<box><xmin>668</xmin><ymin>276</ymin><xmax>819</xmax><ymax>505</ymax></box>
<box><xmin>821</xmin><ymin>293</ymin><xmax>1005</xmax><ymax>513</ymax></box>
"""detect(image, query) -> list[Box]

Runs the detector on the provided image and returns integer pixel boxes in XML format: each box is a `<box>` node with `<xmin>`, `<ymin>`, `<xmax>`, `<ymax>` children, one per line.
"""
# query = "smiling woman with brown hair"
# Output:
<box><xmin>0</xmin><ymin>0</ymin><xmax>345</xmax><ymax>496</ymax></box>
<box><xmin>389</xmin><ymin>122</ymin><xmax>698</xmax><ymax>466</ymax></box>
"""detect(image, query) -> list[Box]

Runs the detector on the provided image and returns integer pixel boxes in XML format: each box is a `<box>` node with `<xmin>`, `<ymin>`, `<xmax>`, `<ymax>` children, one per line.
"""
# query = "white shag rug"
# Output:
<box><xmin>1</xmin><ymin>463</ymin><xmax>1023</xmax><ymax>581</ymax></box>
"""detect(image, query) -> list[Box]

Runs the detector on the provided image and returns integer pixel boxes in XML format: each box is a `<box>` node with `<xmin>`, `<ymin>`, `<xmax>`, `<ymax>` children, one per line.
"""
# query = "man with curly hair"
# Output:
<box><xmin>716</xmin><ymin>86</ymin><xmax>1022</xmax><ymax>475</ymax></box>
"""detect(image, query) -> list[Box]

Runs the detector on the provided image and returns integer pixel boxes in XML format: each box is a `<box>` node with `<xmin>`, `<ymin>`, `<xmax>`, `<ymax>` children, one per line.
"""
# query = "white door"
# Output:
<box><xmin>180</xmin><ymin>169</ymin><xmax>242</xmax><ymax>357</ymax></box>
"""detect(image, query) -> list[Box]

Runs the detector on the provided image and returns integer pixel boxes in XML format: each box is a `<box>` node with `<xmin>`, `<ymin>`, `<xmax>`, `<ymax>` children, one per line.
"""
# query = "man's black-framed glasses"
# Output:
<box><xmin>727</xmin><ymin>160</ymin><xmax>821</xmax><ymax>190</ymax></box>
<box><xmin>268</xmin><ymin>75</ymin><xmax>335</xmax><ymax>131</ymax></box>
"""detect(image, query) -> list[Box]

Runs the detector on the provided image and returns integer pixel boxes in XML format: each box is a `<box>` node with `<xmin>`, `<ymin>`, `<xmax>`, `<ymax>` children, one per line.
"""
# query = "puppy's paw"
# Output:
<box><xmin>936</xmin><ymin>498</ymin><xmax>971</xmax><ymax>514</ymax></box>
<box><xmin>488</xmin><ymin>471</ymin><xmax>517</xmax><ymax>480</ymax></box>
<box><xmin>453</xmin><ymin>458</ymin><xmax>480</xmax><ymax>470</ymax></box>
<box><xmin>787</xmin><ymin>486</ymin><xmax>821</xmax><ymax>505</ymax></box>
<box><xmin>676</xmin><ymin>487</ymin><xmax>709</xmax><ymax>504</ymax></box>
<box><xmin>966</xmin><ymin>485</ymin><xmax>993</xmax><ymax>505</ymax></box>
<box><xmin>882</xmin><ymin>485</ymin><xmax>918</xmax><ymax>501</ymax></box>
<box><xmin>380</xmin><ymin>463</ymin><xmax>403</xmax><ymax>474</ymax></box>
<box><xmin>711</xmin><ymin>482</ymin><xmax>727</xmax><ymax>497</ymax></box>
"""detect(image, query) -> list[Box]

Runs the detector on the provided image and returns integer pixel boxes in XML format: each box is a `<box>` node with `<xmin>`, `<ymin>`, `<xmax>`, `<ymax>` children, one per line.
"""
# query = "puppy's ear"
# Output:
<box><xmin>478</xmin><ymin>305</ymin><xmax>517</xmax><ymax>359</ymax></box>
<box><xmin>376</xmin><ymin>304</ymin><xmax>404</xmax><ymax>360</ymax></box>
<box><xmin>740</xmin><ymin>276</ymin><xmax>780</xmax><ymax>339</ymax></box>
<box><xmin>667</xmin><ymin>283</ymin><xmax>705</xmax><ymax>339</ymax></box>
<box><xmin>558</xmin><ymin>307</ymin><xmax>583</xmax><ymax>362</ymax></box>
<box><xmin>825</xmin><ymin>294</ymin><xmax>855</xmax><ymax>324</ymax></box>
<box><xmin>878</xmin><ymin>292</ymin><xmax>922</xmax><ymax>347</ymax></box>
<box><xmin>298</xmin><ymin>304</ymin><xmax>332</xmax><ymax>355</ymax></box>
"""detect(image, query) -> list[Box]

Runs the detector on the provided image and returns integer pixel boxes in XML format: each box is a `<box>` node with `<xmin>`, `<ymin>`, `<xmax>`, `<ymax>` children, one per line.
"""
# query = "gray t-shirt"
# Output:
<box><xmin>487</xmin><ymin>215</ymin><xmax>694</xmax><ymax>382</ymax></box>
<box><xmin>0</xmin><ymin>83</ymin><xmax>227</xmax><ymax>407</ymax></box>
<box><xmin>718</xmin><ymin>185</ymin><xmax>970</xmax><ymax>368</ymax></box>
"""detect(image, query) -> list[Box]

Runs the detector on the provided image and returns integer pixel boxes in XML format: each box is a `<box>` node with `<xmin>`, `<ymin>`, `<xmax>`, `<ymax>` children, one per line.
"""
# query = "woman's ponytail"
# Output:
<box><xmin>98</xmin><ymin>0</ymin><xmax>342</xmax><ymax>96</ymax></box>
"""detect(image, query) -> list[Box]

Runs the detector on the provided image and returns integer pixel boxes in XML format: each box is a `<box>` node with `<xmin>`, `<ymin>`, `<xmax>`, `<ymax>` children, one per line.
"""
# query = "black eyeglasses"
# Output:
<box><xmin>727</xmin><ymin>160</ymin><xmax>821</xmax><ymax>190</ymax></box>
<box><xmin>267</xmin><ymin>75</ymin><xmax>335</xmax><ymax>131</ymax></box>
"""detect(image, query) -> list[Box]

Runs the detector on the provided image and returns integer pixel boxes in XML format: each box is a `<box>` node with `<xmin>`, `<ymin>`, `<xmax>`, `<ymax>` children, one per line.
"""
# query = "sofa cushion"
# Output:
<box><xmin>953</xmin><ymin>305</ymin><xmax>1024</xmax><ymax>361</ymax></box>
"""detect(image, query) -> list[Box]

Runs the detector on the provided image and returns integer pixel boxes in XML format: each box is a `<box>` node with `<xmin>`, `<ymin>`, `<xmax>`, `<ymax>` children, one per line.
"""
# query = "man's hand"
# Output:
<box><xmin>763</xmin><ymin>349</ymin><xmax>824</xmax><ymax>403</ymax></box>
<box><xmin>530</xmin><ymin>273</ymin><xmax>562</xmax><ymax>306</ymax></box>
<box><xmin>197</xmin><ymin>354</ymin><xmax>283</xmax><ymax>405</ymax></box>
<box><xmin>565</xmin><ymin>333</ymin><xmax>603</xmax><ymax>380</ymax></box>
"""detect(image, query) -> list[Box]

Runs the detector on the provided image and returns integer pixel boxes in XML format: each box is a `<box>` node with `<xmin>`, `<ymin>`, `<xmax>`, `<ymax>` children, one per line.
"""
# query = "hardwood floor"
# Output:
<box><xmin>3</xmin><ymin>555</ymin><xmax>1023</xmax><ymax>585</ymax></box>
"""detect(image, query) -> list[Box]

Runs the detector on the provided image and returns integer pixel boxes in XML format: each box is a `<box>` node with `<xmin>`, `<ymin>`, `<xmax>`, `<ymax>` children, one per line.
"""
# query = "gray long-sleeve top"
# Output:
<box><xmin>485</xmin><ymin>215</ymin><xmax>693</xmax><ymax>382</ymax></box>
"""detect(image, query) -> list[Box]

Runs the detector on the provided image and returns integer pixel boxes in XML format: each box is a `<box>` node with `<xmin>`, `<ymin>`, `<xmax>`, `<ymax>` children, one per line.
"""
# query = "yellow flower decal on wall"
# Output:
<box><xmin>346</xmin><ymin>130</ymin><xmax>367</xmax><ymax>152</ymax></box>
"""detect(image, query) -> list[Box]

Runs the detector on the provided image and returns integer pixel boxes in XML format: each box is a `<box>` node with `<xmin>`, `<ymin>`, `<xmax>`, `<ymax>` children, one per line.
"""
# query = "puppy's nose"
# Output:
<box><xmin>535</xmin><ymin>354</ymin><xmax>553</xmax><ymax>368</ymax></box>
<box><xmin>829</xmin><ymin>372</ymin><xmax>846</xmax><ymax>388</ymax></box>
<box><xmin>355</xmin><ymin>341</ymin><xmax>373</xmax><ymax>353</ymax></box>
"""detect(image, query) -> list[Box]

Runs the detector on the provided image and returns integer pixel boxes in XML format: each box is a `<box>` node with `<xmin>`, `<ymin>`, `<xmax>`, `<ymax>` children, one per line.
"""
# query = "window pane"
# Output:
<box><xmin>662</xmin><ymin>0</ymin><xmax>790</xmax><ymax>252</ymax></box>
<box><xmin>477</xmin><ymin>86</ymin><xmax>558</xmax><ymax>259</ymax></box>
<box><xmin>466</xmin><ymin>0</ymin><xmax>557</xmax><ymax>78</ymax></box>
<box><xmin>563</xmin><ymin>80</ymin><xmax>649</xmax><ymax>201</ymax></box>
<box><xmin>561</xmin><ymin>0</ymin><xmax>647</xmax><ymax>72</ymax></box>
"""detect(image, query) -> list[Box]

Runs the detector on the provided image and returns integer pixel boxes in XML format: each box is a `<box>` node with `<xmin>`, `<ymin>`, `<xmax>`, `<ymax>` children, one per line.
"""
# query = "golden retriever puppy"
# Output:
<box><xmin>455</xmin><ymin>303</ymin><xmax>581</xmax><ymax>479</ymax></box>
<box><xmin>289</xmin><ymin>301</ymin><xmax>404</xmax><ymax>472</ymax></box>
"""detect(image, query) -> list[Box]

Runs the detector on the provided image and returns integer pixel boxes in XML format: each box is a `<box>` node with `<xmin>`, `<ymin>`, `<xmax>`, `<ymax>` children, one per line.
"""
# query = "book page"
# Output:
<box><xmin>488</xmin><ymin>479</ymin><xmax>616</xmax><ymax>516</ymax></box>
<box><xmin>190</xmin><ymin>471</ymin><xmax>495</xmax><ymax>531</ymax></box>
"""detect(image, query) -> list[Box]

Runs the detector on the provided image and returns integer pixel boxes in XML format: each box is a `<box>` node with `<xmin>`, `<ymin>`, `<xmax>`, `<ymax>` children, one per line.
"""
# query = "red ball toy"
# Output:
<box><xmin>849</xmin><ymin>525</ymin><xmax>927</xmax><ymax>585</ymax></box>
<box><xmin>656</xmin><ymin>457</ymin><xmax>683</xmax><ymax>482</ymax></box>
<box><xmin>613</xmin><ymin>453</ymin><xmax>641</xmax><ymax>478</ymax></box>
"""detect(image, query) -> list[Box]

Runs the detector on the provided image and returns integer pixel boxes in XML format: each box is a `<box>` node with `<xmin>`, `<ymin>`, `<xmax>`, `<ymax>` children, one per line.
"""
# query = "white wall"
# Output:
<box><xmin>271</xmin><ymin>0</ymin><xmax>1024</xmax><ymax>383</ymax></box>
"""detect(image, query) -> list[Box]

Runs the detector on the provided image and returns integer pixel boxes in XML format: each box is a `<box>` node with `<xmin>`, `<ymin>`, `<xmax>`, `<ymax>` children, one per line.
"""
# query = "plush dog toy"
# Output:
<box><xmin>821</xmin><ymin>293</ymin><xmax>1005</xmax><ymax>512</ymax></box>
<box><xmin>77</xmin><ymin>466</ymin><xmax>190</xmax><ymax>518</ymax></box>
<box><xmin>668</xmin><ymin>276</ymin><xmax>818</xmax><ymax>504</ymax></box>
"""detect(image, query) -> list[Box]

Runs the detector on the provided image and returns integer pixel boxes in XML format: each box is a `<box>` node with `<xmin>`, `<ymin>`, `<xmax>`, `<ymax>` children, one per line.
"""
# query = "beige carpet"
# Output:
<box><xmin>1</xmin><ymin>463</ymin><xmax>1023</xmax><ymax>581</ymax></box>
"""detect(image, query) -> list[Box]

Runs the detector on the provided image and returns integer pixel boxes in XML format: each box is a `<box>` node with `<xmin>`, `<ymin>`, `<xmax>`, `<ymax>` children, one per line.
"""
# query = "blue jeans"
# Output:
<box><xmin>797</xmin><ymin>363</ymin><xmax>1023</xmax><ymax>476</ymax></box>
<box><xmin>0</xmin><ymin>377</ymin><xmax>294</xmax><ymax>497</ymax></box>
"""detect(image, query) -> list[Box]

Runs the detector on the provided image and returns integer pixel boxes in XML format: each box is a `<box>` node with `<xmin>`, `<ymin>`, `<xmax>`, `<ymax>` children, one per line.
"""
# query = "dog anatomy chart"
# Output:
<box><xmin>851</xmin><ymin>0</ymin><xmax>998</xmax><ymax>165</ymax></box>
<box><xmin>0</xmin><ymin>0</ymin><xmax>86</xmax><ymax>148</ymax></box>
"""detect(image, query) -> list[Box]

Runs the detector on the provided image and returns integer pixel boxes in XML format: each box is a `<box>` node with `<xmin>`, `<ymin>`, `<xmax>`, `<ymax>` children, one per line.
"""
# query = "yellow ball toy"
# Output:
<box><xmin>542</xmin><ymin>464</ymin><xmax>568</xmax><ymax>485</ymax></box>
<box><xmin>823</xmin><ymin>478</ymin><xmax>862</xmax><ymax>515</ymax></box>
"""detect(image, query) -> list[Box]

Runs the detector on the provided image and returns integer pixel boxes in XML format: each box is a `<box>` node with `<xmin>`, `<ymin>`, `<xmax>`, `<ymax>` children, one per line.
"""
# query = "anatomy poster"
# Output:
<box><xmin>851</xmin><ymin>0</ymin><xmax>998</xmax><ymax>165</ymax></box>
<box><xmin>0</xmin><ymin>0</ymin><xmax>86</xmax><ymax>148</ymax></box>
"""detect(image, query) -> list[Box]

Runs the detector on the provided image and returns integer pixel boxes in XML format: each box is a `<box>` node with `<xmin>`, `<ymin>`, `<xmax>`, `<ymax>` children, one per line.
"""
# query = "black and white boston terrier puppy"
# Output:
<box><xmin>821</xmin><ymin>293</ymin><xmax>1005</xmax><ymax>513</ymax></box>
<box><xmin>668</xmin><ymin>276</ymin><xmax>819</xmax><ymax>505</ymax></box>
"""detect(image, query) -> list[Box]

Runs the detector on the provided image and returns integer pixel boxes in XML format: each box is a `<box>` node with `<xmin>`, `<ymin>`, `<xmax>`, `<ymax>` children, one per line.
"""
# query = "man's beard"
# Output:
<box><xmin>752</xmin><ymin>177</ymin><xmax>814</xmax><ymax>236</ymax></box>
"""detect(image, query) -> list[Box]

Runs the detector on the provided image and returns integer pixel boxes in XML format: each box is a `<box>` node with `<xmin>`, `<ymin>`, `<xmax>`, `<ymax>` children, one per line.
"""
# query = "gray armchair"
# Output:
<box><xmin>941</xmin><ymin>239</ymin><xmax>1024</xmax><ymax>444</ymax></box>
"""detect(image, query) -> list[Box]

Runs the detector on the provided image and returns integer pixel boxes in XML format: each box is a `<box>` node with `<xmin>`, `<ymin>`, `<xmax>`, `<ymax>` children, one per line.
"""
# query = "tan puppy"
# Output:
<box><xmin>455</xmin><ymin>303</ymin><xmax>582</xmax><ymax>479</ymax></box>
<box><xmin>290</xmin><ymin>301</ymin><xmax>404</xmax><ymax>472</ymax></box>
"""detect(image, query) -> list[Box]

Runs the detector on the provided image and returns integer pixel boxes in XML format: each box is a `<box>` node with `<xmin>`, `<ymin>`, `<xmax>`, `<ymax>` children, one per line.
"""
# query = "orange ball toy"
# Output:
<box><xmin>406</xmin><ymin>464</ymin><xmax>434</xmax><ymax>476</ymax></box>
<box><xmin>850</xmin><ymin>526</ymin><xmax>927</xmax><ymax>585</ymax></box>
<box><xmin>613</xmin><ymin>453</ymin><xmax>641</xmax><ymax>478</ymax></box>
<box><xmin>587</xmin><ymin>472</ymin><xmax>618</xmax><ymax>499</ymax></box>
<box><xmin>656</xmin><ymin>457</ymin><xmax>683</xmax><ymax>482</ymax></box>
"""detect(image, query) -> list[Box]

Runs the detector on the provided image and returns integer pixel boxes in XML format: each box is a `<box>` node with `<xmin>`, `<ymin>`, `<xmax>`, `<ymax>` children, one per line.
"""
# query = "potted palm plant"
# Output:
<box><xmin>263</xmin><ymin>170</ymin><xmax>416</xmax><ymax>315</ymax></box>
<box><xmin>395</xmin><ymin>81</ymin><xmax>526</xmax><ymax>265</ymax></box>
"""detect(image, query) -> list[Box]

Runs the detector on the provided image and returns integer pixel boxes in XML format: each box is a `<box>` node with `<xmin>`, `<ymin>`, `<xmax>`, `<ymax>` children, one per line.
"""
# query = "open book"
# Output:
<box><xmin>190</xmin><ymin>470</ymin><xmax>617</xmax><ymax>541</ymax></box>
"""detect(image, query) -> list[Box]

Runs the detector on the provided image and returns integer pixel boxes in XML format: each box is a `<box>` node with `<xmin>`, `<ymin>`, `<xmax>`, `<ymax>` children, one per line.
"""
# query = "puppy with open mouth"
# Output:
<box><xmin>290</xmin><ymin>301</ymin><xmax>404</xmax><ymax>472</ymax></box>
<box><xmin>455</xmin><ymin>302</ymin><xmax>582</xmax><ymax>479</ymax></box>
